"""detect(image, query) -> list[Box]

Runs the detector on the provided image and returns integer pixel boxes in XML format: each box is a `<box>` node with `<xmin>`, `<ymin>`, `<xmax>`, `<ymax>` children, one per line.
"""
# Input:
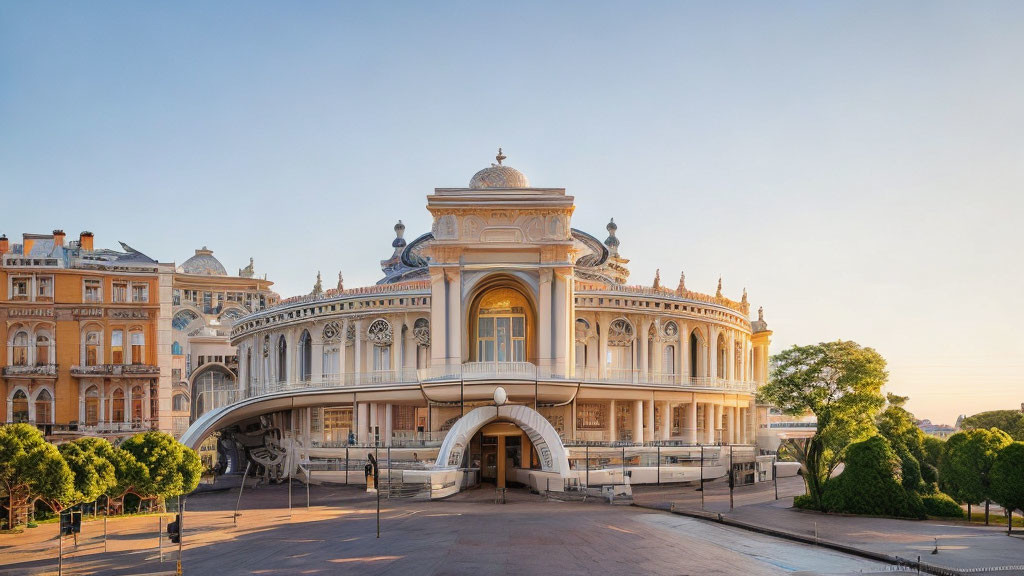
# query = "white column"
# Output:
<box><xmin>538</xmin><ymin>269</ymin><xmax>552</xmax><ymax>368</ymax></box>
<box><xmin>687</xmin><ymin>399</ymin><xmax>698</xmax><ymax>444</ymax></box>
<box><xmin>709</xmin><ymin>328</ymin><xmax>718</xmax><ymax>380</ymax></box>
<box><xmin>714</xmin><ymin>403</ymin><xmax>723</xmax><ymax>444</ymax></box>
<box><xmin>446</xmin><ymin>269</ymin><xmax>462</xmax><ymax>364</ymax></box>
<box><xmin>385</xmin><ymin>403</ymin><xmax>393</xmax><ymax>447</ymax></box>
<box><xmin>340</xmin><ymin>319</ymin><xmax>349</xmax><ymax>381</ymax></box>
<box><xmin>552</xmin><ymin>270</ymin><xmax>569</xmax><ymax>373</ymax></box>
<box><xmin>646</xmin><ymin>398</ymin><xmax>655</xmax><ymax>441</ymax></box>
<box><xmin>369</xmin><ymin>402</ymin><xmax>378</xmax><ymax>445</ymax></box>
<box><xmin>638</xmin><ymin>319</ymin><xmax>650</xmax><ymax>380</ymax></box>
<box><xmin>354</xmin><ymin>320</ymin><xmax>363</xmax><ymax>376</ymax></box>
<box><xmin>357</xmin><ymin>402</ymin><xmax>369</xmax><ymax>444</ymax></box>
<box><xmin>608</xmin><ymin>399</ymin><xmax>616</xmax><ymax>442</ymax></box>
<box><xmin>659</xmin><ymin>401</ymin><xmax>670</xmax><ymax>440</ymax></box>
<box><xmin>633</xmin><ymin>399</ymin><xmax>644</xmax><ymax>444</ymax></box>
<box><xmin>704</xmin><ymin>402</ymin><xmax>714</xmax><ymax>444</ymax></box>
<box><xmin>727</xmin><ymin>331</ymin><xmax>735</xmax><ymax>381</ymax></box>
<box><xmin>598</xmin><ymin>315</ymin><xmax>609</xmax><ymax>379</ymax></box>
<box><xmin>430</xmin><ymin>271</ymin><xmax>447</xmax><ymax>363</ymax></box>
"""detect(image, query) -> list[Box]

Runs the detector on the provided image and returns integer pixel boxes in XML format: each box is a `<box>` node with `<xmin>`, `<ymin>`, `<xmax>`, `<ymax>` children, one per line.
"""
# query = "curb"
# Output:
<box><xmin>636</xmin><ymin>503</ymin><xmax>966</xmax><ymax>576</ymax></box>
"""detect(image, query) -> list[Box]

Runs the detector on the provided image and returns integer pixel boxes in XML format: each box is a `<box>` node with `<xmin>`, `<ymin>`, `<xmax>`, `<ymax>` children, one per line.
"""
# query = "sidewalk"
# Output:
<box><xmin>638</xmin><ymin>484</ymin><xmax>1024</xmax><ymax>576</ymax></box>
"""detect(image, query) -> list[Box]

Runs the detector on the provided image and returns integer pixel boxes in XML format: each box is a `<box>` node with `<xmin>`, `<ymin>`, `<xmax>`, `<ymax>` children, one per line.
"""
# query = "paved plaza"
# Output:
<box><xmin>0</xmin><ymin>482</ymin><xmax>896</xmax><ymax>576</ymax></box>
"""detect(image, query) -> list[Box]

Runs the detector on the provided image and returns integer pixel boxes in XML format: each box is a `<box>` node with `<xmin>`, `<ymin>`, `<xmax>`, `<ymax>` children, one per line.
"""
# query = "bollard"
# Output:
<box><xmin>932</xmin><ymin>538</ymin><xmax>938</xmax><ymax>555</ymax></box>
<box><xmin>159</xmin><ymin>516</ymin><xmax>164</xmax><ymax>562</ymax></box>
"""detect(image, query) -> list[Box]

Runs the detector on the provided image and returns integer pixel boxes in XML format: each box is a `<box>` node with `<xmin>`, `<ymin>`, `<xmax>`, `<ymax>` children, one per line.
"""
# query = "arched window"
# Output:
<box><xmin>277</xmin><ymin>336</ymin><xmax>287</xmax><ymax>382</ymax></box>
<box><xmin>84</xmin><ymin>386</ymin><xmax>100</xmax><ymax>426</ymax></box>
<box><xmin>664</xmin><ymin>345</ymin><xmax>676</xmax><ymax>375</ymax></box>
<box><xmin>111</xmin><ymin>388</ymin><xmax>126</xmax><ymax>422</ymax></box>
<box><xmin>298</xmin><ymin>330</ymin><xmax>312</xmax><ymax>381</ymax></box>
<box><xmin>413</xmin><ymin>318</ymin><xmax>430</xmax><ymax>369</ymax></box>
<box><xmin>173</xmin><ymin>393</ymin><xmax>189</xmax><ymax>412</ymax></box>
<box><xmin>473</xmin><ymin>288</ymin><xmax>528</xmax><ymax>363</ymax></box>
<box><xmin>574</xmin><ymin>319</ymin><xmax>590</xmax><ymax>371</ymax></box>
<box><xmin>35</xmin><ymin>332</ymin><xmax>51</xmax><ymax>366</ymax></box>
<box><xmin>130</xmin><ymin>332</ymin><xmax>145</xmax><ymax>364</ymax></box>
<box><xmin>606</xmin><ymin>319</ymin><xmax>634</xmax><ymax>373</ymax></box>
<box><xmin>11</xmin><ymin>331</ymin><xmax>29</xmax><ymax>366</ymax></box>
<box><xmin>172</xmin><ymin>341</ymin><xmax>183</xmax><ymax>355</ymax></box>
<box><xmin>11</xmin><ymin>389</ymin><xmax>29</xmax><ymax>423</ymax></box>
<box><xmin>193</xmin><ymin>366</ymin><xmax>235</xmax><ymax>418</ymax></box>
<box><xmin>368</xmin><ymin>320</ymin><xmax>393</xmax><ymax>371</ymax></box>
<box><xmin>85</xmin><ymin>331</ymin><xmax>102</xmax><ymax>366</ymax></box>
<box><xmin>717</xmin><ymin>334</ymin><xmax>727</xmax><ymax>379</ymax></box>
<box><xmin>131</xmin><ymin>385</ymin><xmax>144</xmax><ymax>421</ymax></box>
<box><xmin>35</xmin><ymin>389</ymin><xmax>53</xmax><ymax>424</ymax></box>
<box><xmin>689</xmin><ymin>331</ymin><xmax>700</xmax><ymax>378</ymax></box>
<box><xmin>172</xmin><ymin>309</ymin><xmax>201</xmax><ymax>332</ymax></box>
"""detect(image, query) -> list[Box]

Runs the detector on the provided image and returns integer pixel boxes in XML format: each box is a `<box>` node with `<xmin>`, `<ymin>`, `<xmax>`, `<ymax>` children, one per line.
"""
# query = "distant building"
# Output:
<box><xmin>0</xmin><ymin>230</ymin><xmax>173</xmax><ymax>440</ymax></box>
<box><xmin>171</xmin><ymin>248</ymin><xmax>277</xmax><ymax>438</ymax></box>
<box><xmin>916</xmin><ymin>419</ymin><xmax>956</xmax><ymax>439</ymax></box>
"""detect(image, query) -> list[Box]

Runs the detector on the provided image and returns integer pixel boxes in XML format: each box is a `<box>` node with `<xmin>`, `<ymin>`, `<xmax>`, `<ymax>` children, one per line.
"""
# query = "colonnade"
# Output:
<box><xmin>595</xmin><ymin>397</ymin><xmax>753</xmax><ymax>445</ymax></box>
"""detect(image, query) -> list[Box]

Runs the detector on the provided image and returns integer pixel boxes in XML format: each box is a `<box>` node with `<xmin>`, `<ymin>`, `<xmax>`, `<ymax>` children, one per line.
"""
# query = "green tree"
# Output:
<box><xmin>821</xmin><ymin>435</ymin><xmax>924</xmax><ymax>518</ymax></box>
<box><xmin>878</xmin><ymin>394</ymin><xmax>927</xmax><ymax>492</ymax></box>
<box><xmin>56</xmin><ymin>437</ymin><xmax>117</xmax><ymax>510</ymax></box>
<box><xmin>0</xmin><ymin>424</ymin><xmax>74</xmax><ymax>527</ymax></box>
<box><xmin>990</xmin><ymin>442</ymin><xmax>1024</xmax><ymax>533</ymax></box>
<box><xmin>942</xmin><ymin>428</ymin><xmax>1012</xmax><ymax>524</ymax></box>
<box><xmin>960</xmin><ymin>411</ymin><xmax>1024</xmax><ymax>441</ymax></box>
<box><xmin>758</xmin><ymin>340</ymin><xmax>887</xmax><ymax>510</ymax></box>
<box><xmin>120</xmin><ymin>432</ymin><xmax>201</xmax><ymax>507</ymax></box>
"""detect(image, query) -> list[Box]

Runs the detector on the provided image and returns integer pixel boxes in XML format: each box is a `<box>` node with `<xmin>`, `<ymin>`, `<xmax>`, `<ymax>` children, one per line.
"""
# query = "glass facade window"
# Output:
<box><xmin>476</xmin><ymin>316</ymin><xmax>525</xmax><ymax>362</ymax></box>
<box><xmin>323</xmin><ymin>408</ymin><xmax>353</xmax><ymax>444</ymax></box>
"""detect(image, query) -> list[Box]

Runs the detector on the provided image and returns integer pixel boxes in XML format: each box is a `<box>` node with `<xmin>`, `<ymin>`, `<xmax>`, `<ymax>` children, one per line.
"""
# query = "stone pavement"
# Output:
<box><xmin>0</xmin><ymin>482</ymin><xmax>894</xmax><ymax>576</ymax></box>
<box><xmin>635</xmin><ymin>478</ymin><xmax>1024</xmax><ymax>576</ymax></box>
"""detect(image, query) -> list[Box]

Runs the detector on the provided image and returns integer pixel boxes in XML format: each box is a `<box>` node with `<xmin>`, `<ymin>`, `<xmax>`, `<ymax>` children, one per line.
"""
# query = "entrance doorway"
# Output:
<box><xmin>473</xmin><ymin>421</ymin><xmax>536</xmax><ymax>489</ymax></box>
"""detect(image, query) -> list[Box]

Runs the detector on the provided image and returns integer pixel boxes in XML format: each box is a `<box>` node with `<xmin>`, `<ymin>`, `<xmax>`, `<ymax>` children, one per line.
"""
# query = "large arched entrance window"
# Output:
<box><xmin>472</xmin><ymin>288</ymin><xmax>529</xmax><ymax>363</ymax></box>
<box><xmin>192</xmin><ymin>365</ymin><xmax>236</xmax><ymax>418</ymax></box>
<box><xmin>689</xmin><ymin>330</ymin><xmax>702</xmax><ymax>378</ymax></box>
<box><xmin>11</xmin><ymin>389</ymin><xmax>29</xmax><ymax>423</ymax></box>
<box><xmin>716</xmin><ymin>333</ymin><xmax>727</xmax><ymax>379</ymax></box>
<box><xmin>298</xmin><ymin>330</ymin><xmax>312</xmax><ymax>381</ymax></box>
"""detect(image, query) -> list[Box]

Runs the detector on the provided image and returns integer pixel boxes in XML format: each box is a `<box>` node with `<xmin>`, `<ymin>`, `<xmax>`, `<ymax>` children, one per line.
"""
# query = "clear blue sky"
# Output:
<box><xmin>2</xmin><ymin>2</ymin><xmax>1022</xmax><ymax>424</ymax></box>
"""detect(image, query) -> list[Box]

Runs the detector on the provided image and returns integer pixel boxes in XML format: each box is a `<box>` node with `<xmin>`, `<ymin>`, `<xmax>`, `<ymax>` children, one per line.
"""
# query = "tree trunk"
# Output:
<box><xmin>967</xmin><ymin>502</ymin><xmax>972</xmax><ymax>523</ymax></box>
<box><xmin>1009</xmin><ymin>510</ymin><xmax>1013</xmax><ymax>535</ymax></box>
<box><xmin>985</xmin><ymin>500</ymin><xmax>990</xmax><ymax>525</ymax></box>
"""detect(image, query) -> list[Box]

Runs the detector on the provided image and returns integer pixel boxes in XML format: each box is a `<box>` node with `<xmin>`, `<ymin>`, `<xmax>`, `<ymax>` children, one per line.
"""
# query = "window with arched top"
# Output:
<box><xmin>11</xmin><ymin>331</ymin><xmax>29</xmax><ymax>366</ymax></box>
<box><xmin>277</xmin><ymin>336</ymin><xmax>287</xmax><ymax>382</ymax></box>
<box><xmin>173</xmin><ymin>393</ymin><xmax>189</xmax><ymax>412</ymax></box>
<box><xmin>473</xmin><ymin>289</ymin><xmax>528</xmax><ymax>363</ymax></box>
<box><xmin>84</xmin><ymin>386</ymin><xmax>100</xmax><ymax>426</ymax></box>
<box><xmin>717</xmin><ymin>334</ymin><xmax>727</xmax><ymax>379</ymax></box>
<box><xmin>574</xmin><ymin>319</ymin><xmax>591</xmax><ymax>371</ymax></box>
<box><xmin>368</xmin><ymin>320</ymin><xmax>392</xmax><ymax>371</ymax></box>
<box><xmin>172</xmin><ymin>341</ymin><xmax>183</xmax><ymax>355</ymax></box>
<box><xmin>131</xmin><ymin>385</ymin><xmax>144</xmax><ymax>421</ymax></box>
<box><xmin>11</xmin><ymin>389</ymin><xmax>29</xmax><ymax>423</ymax></box>
<box><xmin>664</xmin><ymin>345</ymin><xmax>676</xmax><ymax>375</ymax></box>
<box><xmin>35</xmin><ymin>333</ymin><xmax>51</xmax><ymax>366</ymax></box>
<box><xmin>606</xmin><ymin>319</ymin><xmax>634</xmax><ymax>372</ymax></box>
<box><xmin>111</xmin><ymin>388</ymin><xmax>126</xmax><ymax>422</ymax></box>
<box><xmin>689</xmin><ymin>331</ymin><xmax>701</xmax><ymax>378</ymax></box>
<box><xmin>35</xmin><ymin>388</ymin><xmax>53</xmax><ymax>424</ymax></box>
<box><xmin>298</xmin><ymin>330</ymin><xmax>312</xmax><ymax>381</ymax></box>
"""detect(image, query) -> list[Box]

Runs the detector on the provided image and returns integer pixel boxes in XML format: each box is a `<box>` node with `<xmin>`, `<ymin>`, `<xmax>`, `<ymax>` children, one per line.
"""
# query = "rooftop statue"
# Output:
<box><xmin>716</xmin><ymin>277</ymin><xmax>723</xmax><ymax>298</ymax></box>
<box><xmin>653</xmin><ymin>269</ymin><xmax>661</xmax><ymax>290</ymax></box>
<box><xmin>677</xmin><ymin>271</ymin><xmax>686</xmax><ymax>294</ymax></box>
<box><xmin>337</xmin><ymin>270</ymin><xmax>344</xmax><ymax>291</ymax></box>
<box><xmin>312</xmin><ymin>271</ymin><xmax>323</xmax><ymax>296</ymax></box>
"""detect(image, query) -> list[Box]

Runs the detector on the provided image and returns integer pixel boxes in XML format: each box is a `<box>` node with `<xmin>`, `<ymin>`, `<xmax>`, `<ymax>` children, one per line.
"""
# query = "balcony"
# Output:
<box><xmin>2</xmin><ymin>364</ymin><xmax>58</xmax><ymax>378</ymax></box>
<box><xmin>70</xmin><ymin>364</ymin><xmax>160</xmax><ymax>378</ymax></box>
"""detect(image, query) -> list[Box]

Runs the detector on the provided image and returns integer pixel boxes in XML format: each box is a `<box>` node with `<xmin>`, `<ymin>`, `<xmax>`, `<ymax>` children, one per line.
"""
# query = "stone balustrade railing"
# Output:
<box><xmin>2</xmin><ymin>364</ymin><xmax>58</xmax><ymax>377</ymax></box>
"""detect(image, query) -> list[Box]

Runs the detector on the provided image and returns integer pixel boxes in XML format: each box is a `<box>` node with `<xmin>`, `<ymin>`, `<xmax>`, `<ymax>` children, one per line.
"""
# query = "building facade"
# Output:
<box><xmin>170</xmin><ymin>248</ymin><xmax>277</xmax><ymax>438</ymax></box>
<box><xmin>1</xmin><ymin>231</ymin><xmax>173</xmax><ymax>439</ymax></box>
<box><xmin>182</xmin><ymin>153</ymin><xmax>775</xmax><ymax>495</ymax></box>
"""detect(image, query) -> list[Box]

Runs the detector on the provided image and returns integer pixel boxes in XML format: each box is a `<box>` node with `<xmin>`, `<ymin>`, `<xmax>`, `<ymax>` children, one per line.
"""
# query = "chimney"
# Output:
<box><xmin>0</xmin><ymin>234</ymin><xmax>8</xmax><ymax>255</ymax></box>
<box><xmin>53</xmin><ymin>229</ymin><xmax>65</xmax><ymax>247</ymax></box>
<box><xmin>79</xmin><ymin>231</ymin><xmax>94</xmax><ymax>252</ymax></box>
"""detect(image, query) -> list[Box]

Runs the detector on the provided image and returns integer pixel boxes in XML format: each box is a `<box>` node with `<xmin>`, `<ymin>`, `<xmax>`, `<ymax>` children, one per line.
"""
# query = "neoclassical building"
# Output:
<box><xmin>170</xmin><ymin>248</ymin><xmax>278</xmax><ymax>439</ymax></box>
<box><xmin>183</xmin><ymin>152</ymin><xmax>773</xmax><ymax>496</ymax></box>
<box><xmin>0</xmin><ymin>231</ymin><xmax>174</xmax><ymax>439</ymax></box>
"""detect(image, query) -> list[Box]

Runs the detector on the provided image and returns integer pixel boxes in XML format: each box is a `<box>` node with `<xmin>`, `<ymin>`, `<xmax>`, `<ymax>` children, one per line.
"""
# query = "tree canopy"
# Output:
<box><xmin>758</xmin><ymin>340</ymin><xmax>888</xmax><ymax>509</ymax></box>
<box><xmin>941</xmin><ymin>428</ymin><xmax>1012</xmax><ymax>508</ymax></box>
<box><xmin>990</xmin><ymin>442</ymin><xmax>1024</xmax><ymax>526</ymax></box>
<box><xmin>0</xmin><ymin>424</ymin><xmax>73</xmax><ymax>526</ymax></box>
<box><xmin>120</xmin><ymin>431</ymin><xmax>202</xmax><ymax>500</ymax></box>
<box><xmin>960</xmin><ymin>411</ymin><xmax>1024</xmax><ymax>441</ymax></box>
<box><xmin>57</xmin><ymin>437</ymin><xmax>117</xmax><ymax>507</ymax></box>
<box><xmin>821</xmin><ymin>435</ymin><xmax>924</xmax><ymax>518</ymax></box>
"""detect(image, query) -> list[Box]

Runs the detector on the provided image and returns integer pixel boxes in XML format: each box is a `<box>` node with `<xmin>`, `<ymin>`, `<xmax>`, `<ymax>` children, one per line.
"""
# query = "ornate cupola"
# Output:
<box><xmin>599</xmin><ymin>218</ymin><xmax>630</xmax><ymax>285</ymax></box>
<box><xmin>381</xmin><ymin>220</ymin><xmax>407</xmax><ymax>275</ymax></box>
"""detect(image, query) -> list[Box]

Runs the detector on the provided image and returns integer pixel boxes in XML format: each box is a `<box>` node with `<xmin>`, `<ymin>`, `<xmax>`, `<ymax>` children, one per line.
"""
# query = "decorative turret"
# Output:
<box><xmin>239</xmin><ymin>257</ymin><xmax>255</xmax><ymax>278</ymax></box>
<box><xmin>337</xmin><ymin>270</ymin><xmax>344</xmax><ymax>291</ymax></box>
<box><xmin>652</xmin><ymin>269</ymin><xmax>661</xmax><ymax>290</ymax></box>
<box><xmin>742</xmin><ymin>288</ymin><xmax>748</xmax><ymax>305</ymax></box>
<box><xmin>312</xmin><ymin>271</ymin><xmax>323</xmax><ymax>296</ymax></box>
<box><xmin>604</xmin><ymin>218</ymin><xmax>620</xmax><ymax>256</ymax></box>
<box><xmin>716</xmin><ymin>277</ymin><xmax>723</xmax><ymax>298</ymax></box>
<box><xmin>676</xmin><ymin>271</ymin><xmax>686</xmax><ymax>294</ymax></box>
<box><xmin>380</xmin><ymin>220</ymin><xmax>407</xmax><ymax>275</ymax></box>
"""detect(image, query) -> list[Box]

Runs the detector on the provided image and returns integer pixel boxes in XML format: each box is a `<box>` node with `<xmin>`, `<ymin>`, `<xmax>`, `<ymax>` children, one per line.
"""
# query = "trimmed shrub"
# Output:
<box><xmin>921</xmin><ymin>463</ymin><xmax>938</xmax><ymax>486</ymax></box>
<box><xmin>793</xmin><ymin>494</ymin><xmax>817</xmax><ymax>510</ymax></box>
<box><xmin>921</xmin><ymin>493</ymin><xmax>965</xmax><ymax>518</ymax></box>
<box><xmin>822</xmin><ymin>436</ymin><xmax>924</xmax><ymax>518</ymax></box>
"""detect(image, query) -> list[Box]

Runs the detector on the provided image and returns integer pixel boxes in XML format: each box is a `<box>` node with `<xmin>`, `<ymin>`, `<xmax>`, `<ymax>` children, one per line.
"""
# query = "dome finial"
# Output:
<box><xmin>496</xmin><ymin>147</ymin><xmax>506</xmax><ymax>166</ymax></box>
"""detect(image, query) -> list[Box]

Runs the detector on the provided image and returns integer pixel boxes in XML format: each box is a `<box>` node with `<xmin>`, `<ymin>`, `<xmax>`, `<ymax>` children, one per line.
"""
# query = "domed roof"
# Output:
<box><xmin>179</xmin><ymin>247</ymin><xmax>227</xmax><ymax>276</ymax></box>
<box><xmin>469</xmin><ymin>148</ymin><xmax>530</xmax><ymax>189</ymax></box>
